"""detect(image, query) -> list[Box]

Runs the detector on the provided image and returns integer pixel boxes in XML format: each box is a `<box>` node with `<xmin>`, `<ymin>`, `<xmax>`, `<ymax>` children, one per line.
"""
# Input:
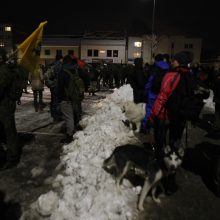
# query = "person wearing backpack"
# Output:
<box><xmin>44</xmin><ymin>54</ymin><xmax>63</xmax><ymax>122</ymax></box>
<box><xmin>142</xmin><ymin>54</ymin><xmax>170</xmax><ymax>134</ymax></box>
<box><xmin>56</xmin><ymin>55</ymin><xmax>84</xmax><ymax>144</ymax></box>
<box><xmin>150</xmin><ymin>51</ymin><xmax>194</xmax><ymax>194</ymax></box>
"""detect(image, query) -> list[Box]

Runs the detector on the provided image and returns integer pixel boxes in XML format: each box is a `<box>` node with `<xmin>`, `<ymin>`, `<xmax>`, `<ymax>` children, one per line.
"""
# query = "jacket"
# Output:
<box><xmin>143</xmin><ymin>61</ymin><xmax>169</xmax><ymax>126</ymax></box>
<box><xmin>151</xmin><ymin>67</ymin><xmax>191</xmax><ymax>121</ymax></box>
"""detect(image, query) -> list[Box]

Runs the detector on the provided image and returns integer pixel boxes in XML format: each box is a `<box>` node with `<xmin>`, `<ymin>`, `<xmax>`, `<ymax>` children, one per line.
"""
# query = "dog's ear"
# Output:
<box><xmin>178</xmin><ymin>147</ymin><xmax>185</xmax><ymax>157</ymax></box>
<box><xmin>164</xmin><ymin>145</ymin><xmax>171</xmax><ymax>154</ymax></box>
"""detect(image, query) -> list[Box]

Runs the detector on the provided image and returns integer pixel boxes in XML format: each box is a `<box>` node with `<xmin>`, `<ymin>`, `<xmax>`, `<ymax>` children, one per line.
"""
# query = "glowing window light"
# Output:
<box><xmin>4</xmin><ymin>26</ymin><xmax>12</xmax><ymax>32</ymax></box>
<box><xmin>0</xmin><ymin>42</ymin><xmax>5</xmax><ymax>47</ymax></box>
<box><xmin>99</xmin><ymin>50</ymin><xmax>105</xmax><ymax>54</ymax></box>
<box><xmin>133</xmin><ymin>52</ymin><xmax>141</xmax><ymax>58</ymax></box>
<box><xmin>134</xmin><ymin>41</ymin><xmax>142</xmax><ymax>48</ymax></box>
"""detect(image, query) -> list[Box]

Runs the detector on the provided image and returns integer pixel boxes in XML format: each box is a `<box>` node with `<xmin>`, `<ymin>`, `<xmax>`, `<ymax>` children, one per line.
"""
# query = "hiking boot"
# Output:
<box><xmin>60</xmin><ymin>135</ymin><xmax>73</xmax><ymax>144</ymax></box>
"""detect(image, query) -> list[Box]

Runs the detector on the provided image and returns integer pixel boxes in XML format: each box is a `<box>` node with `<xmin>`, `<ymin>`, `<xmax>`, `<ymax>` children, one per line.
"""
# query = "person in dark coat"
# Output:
<box><xmin>0</xmin><ymin>49</ymin><xmax>21</xmax><ymax>169</ymax></box>
<box><xmin>129</xmin><ymin>58</ymin><xmax>147</xmax><ymax>103</ymax></box>
<box><xmin>56</xmin><ymin>55</ymin><xmax>84</xmax><ymax>144</ymax></box>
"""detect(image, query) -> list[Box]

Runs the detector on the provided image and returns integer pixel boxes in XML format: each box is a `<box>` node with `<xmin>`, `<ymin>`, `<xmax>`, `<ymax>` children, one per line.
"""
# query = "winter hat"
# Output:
<box><xmin>55</xmin><ymin>54</ymin><xmax>63</xmax><ymax>61</ymax></box>
<box><xmin>154</xmin><ymin>53</ymin><xmax>163</xmax><ymax>62</ymax></box>
<box><xmin>173</xmin><ymin>51</ymin><xmax>193</xmax><ymax>66</ymax></box>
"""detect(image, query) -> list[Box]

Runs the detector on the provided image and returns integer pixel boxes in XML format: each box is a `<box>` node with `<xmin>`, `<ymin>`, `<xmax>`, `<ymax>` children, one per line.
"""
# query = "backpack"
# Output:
<box><xmin>150</xmin><ymin>66</ymin><xmax>167</xmax><ymax>94</ymax></box>
<box><xmin>166</xmin><ymin>71</ymin><xmax>210</xmax><ymax>122</ymax></box>
<box><xmin>44</xmin><ymin>61</ymin><xmax>62</xmax><ymax>89</ymax></box>
<box><xmin>63</xmin><ymin>68</ymin><xmax>85</xmax><ymax>101</ymax></box>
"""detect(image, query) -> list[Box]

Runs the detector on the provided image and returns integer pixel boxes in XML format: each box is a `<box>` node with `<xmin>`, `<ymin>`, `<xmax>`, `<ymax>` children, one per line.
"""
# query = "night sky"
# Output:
<box><xmin>1</xmin><ymin>0</ymin><xmax>219</xmax><ymax>51</ymax></box>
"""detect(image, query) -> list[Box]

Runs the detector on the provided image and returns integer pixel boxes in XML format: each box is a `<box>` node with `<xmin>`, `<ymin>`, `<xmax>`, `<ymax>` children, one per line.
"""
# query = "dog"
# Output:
<box><xmin>121</xmin><ymin>101</ymin><xmax>146</xmax><ymax>133</ymax></box>
<box><xmin>102</xmin><ymin>144</ymin><xmax>184</xmax><ymax>211</ymax></box>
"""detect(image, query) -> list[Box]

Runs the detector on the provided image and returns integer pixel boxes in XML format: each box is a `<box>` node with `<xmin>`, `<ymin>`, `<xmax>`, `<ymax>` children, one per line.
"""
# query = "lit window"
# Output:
<box><xmin>0</xmin><ymin>42</ymin><xmax>5</xmax><ymax>47</ymax></box>
<box><xmin>133</xmin><ymin>52</ymin><xmax>141</xmax><ymax>58</ymax></box>
<box><xmin>134</xmin><ymin>41</ymin><xmax>142</xmax><ymax>48</ymax></box>
<box><xmin>4</xmin><ymin>26</ymin><xmax>11</xmax><ymax>32</ymax></box>
<box><xmin>99</xmin><ymin>50</ymin><xmax>105</xmax><ymax>54</ymax></box>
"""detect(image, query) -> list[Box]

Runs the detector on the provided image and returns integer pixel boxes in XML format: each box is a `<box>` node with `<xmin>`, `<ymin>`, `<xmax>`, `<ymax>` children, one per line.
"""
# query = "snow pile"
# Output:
<box><xmin>36</xmin><ymin>85</ymin><xmax>140</xmax><ymax>220</ymax></box>
<box><xmin>203</xmin><ymin>89</ymin><xmax>215</xmax><ymax>113</ymax></box>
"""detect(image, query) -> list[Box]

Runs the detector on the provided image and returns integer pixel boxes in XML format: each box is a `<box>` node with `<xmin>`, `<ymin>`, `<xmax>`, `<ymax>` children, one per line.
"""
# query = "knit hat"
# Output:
<box><xmin>55</xmin><ymin>54</ymin><xmax>63</xmax><ymax>61</ymax></box>
<box><xmin>154</xmin><ymin>53</ymin><xmax>164</xmax><ymax>62</ymax></box>
<box><xmin>173</xmin><ymin>51</ymin><xmax>193</xmax><ymax>66</ymax></box>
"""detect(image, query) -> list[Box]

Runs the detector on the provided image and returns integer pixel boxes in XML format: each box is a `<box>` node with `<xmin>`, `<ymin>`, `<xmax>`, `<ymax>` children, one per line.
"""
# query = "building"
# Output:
<box><xmin>0</xmin><ymin>23</ymin><xmax>13</xmax><ymax>53</ymax></box>
<box><xmin>126</xmin><ymin>35</ymin><xmax>202</xmax><ymax>64</ymax></box>
<box><xmin>81</xmin><ymin>38</ymin><xmax>126</xmax><ymax>64</ymax></box>
<box><xmin>38</xmin><ymin>33</ymin><xmax>202</xmax><ymax>66</ymax></box>
<box><xmin>40</xmin><ymin>36</ymin><xmax>81</xmax><ymax>65</ymax></box>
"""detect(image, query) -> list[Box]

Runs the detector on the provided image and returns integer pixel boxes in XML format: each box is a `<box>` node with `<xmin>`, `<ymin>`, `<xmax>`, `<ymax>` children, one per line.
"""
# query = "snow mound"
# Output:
<box><xmin>34</xmin><ymin>84</ymin><xmax>140</xmax><ymax>220</ymax></box>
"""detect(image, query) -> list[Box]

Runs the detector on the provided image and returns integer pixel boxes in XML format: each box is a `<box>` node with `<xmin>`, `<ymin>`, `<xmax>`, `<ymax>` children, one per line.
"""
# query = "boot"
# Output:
<box><xmin>34</xmin><ymin>103</ymin><xmax>39</xmax><ymax>112</ymax></box>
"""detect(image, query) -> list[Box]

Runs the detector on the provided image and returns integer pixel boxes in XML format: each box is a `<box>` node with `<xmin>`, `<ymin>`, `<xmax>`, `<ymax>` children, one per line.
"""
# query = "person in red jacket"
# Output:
<box><xmin>151</xmin><ymin>51</ymin><xmax>193</xmax><ymax>149</ymax></box>
<box><xmin>150</xmin><ymin>51</ymin><xmax>193</xmax><ymax>194</ymax></box>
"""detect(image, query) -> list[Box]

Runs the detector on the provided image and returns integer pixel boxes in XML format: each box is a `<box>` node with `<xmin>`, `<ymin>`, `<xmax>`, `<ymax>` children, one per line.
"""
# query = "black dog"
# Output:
<box><xmin>103</xmin><ymin>144</ymin><xmax>184</xmax><ymax>210</ymax></box>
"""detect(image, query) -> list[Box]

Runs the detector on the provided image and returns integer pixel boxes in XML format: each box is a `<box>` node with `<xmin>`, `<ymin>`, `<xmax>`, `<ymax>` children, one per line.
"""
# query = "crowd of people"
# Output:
<box><xmin>0</xmin><ymin>47</ymin><xmax>219</xmax><ymax>182</ymax></box>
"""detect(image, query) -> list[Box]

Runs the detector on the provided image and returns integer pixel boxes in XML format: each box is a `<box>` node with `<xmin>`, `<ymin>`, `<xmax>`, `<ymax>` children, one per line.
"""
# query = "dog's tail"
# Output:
<box><xmin>102</xmin><ymin>154</ymin><xmax>116</xmax><ymax>170</ymax></box>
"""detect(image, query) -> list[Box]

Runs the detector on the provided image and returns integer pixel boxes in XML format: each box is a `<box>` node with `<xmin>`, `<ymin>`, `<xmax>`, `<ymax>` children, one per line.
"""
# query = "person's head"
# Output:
<box><xmin>55</xmin><ymin>54</ymin><xmax>63</xmax><ymax>61</ymax></box>
<box><xmin>154</xmin><ymin>53</ymin><xmax>164</xmax><ymax>62</ymax></box>
<box><xmin>172</xmin><ymin>51</ymin><xmax>193</xmax><ymax>68</ymax></box>
<box><xmin>62</xmin><ymin>55</ymin><xmax>73</xmax><ymax>64</ymax></box>
<box><xmin>134</xmin><ymin>58</ymin><xmax>143</xmax><ymax>67</ymax></box>
<box><xmin>163</xmin><ymin>53</ymin><xmax>170</xmax><ymax>63</ymax></box>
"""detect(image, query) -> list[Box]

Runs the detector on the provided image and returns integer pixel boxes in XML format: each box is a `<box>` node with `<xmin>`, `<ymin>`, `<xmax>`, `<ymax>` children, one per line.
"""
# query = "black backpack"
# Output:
<box><xmin>166</xmin><ymin>71</ymin><xmax>210</xmax><ymax>122</ymax></box>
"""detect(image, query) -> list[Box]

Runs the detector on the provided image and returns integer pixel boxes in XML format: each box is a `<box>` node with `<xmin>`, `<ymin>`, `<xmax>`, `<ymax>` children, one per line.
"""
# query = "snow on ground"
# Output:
<box><xmin>203</xmin><ymin>89</ymin><xmax>215</xmax><ymax>113</ymax></box>
<box><xmin>21</xmin><ymin>85</ymin><xmax>216</xmax><ymax>220</ymax></box>
<box><xmin>22</xmin><ymin>85</ymin><xmax>142</xmax><ymax>220</ymax></box>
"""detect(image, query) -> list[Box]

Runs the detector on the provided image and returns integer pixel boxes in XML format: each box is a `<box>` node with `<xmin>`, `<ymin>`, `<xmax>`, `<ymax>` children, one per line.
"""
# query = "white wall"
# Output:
<box><xmin>81</xmin><ymin>39</ymin><xmax>126</xmax><ymax>63</ymax></box>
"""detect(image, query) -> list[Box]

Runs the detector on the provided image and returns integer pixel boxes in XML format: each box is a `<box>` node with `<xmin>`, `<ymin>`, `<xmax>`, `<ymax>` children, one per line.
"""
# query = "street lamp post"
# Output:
<box><xmin>150</xmin><ymin>0</ymin><xmax>156</xmax><ymax>63</ymax></box>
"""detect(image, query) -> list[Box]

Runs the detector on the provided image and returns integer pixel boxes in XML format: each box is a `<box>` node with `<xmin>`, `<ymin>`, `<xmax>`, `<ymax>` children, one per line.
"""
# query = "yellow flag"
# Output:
<box><xmin>18</xmin><ymin>21</ymin><xmax>47</xmax><ymax>73</ymax></box>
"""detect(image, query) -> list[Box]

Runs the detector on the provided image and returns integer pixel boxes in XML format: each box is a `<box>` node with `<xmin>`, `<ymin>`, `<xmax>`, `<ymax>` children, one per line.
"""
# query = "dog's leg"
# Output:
<box><xmin>115</xmin><ymin>161</ymin><xmax>130</xmax><ymax>190</ymax></box>
<box><xmin>151</xmin><ymin>183</ymin><xmax>161</xmax><ymax>204</ymax></box>
<box><xmin>134</xmin><ymin>122</ymin><xmax>141</xmax><ymax>133</ymax></box>
<box><xmin>137</xmin><ymin>177</ymin><xmax>151</xmax><ymax>211</ymax></box>
<box><xmin>138</xmin><ymin>170</ymin><xmax>163</xmax><ymax>211</ymax></box>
